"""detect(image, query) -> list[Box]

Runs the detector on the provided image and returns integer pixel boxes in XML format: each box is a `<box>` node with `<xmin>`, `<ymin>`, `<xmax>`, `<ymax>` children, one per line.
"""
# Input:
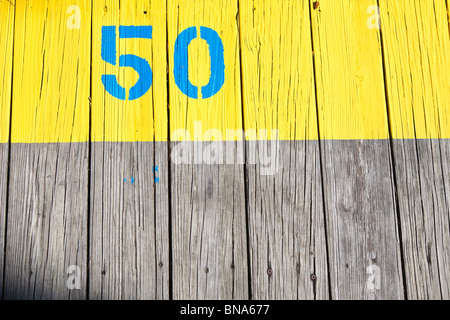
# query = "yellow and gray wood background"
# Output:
<box><xmin>0</xmin><ymin>0</ymin><xmax>449</xmax><ymax>299</ymax></box>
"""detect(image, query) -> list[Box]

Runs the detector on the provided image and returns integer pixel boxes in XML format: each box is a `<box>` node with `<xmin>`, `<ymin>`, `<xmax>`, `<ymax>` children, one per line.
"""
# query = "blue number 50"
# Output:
<box><xmin>101</xmin><ymin>26</ymin><xmax>153</xmax><ymax>101</ymax></box>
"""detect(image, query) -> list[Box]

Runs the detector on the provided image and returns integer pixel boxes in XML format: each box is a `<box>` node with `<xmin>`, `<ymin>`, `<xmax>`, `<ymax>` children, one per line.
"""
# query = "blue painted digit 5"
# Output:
<box><xmin>101</xmin><ymin>26</ymin><xmax>153</xmax><ymax>101</ymax></box>
<box><xmin>174</xmin><ymin>26</ymin><xmax>225</xmax><ymax>99</ymax></box>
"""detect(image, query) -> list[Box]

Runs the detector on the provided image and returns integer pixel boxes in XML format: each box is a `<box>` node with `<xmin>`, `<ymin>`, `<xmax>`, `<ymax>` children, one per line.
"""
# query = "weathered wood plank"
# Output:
<box><xmin>90</xmin><ymin>0</ymin><xmax>169</xmax><ymax>299</ymax></box>
<box><xmin>0</xmin><ymin>145</ymin><xmax>8</xmax><ymax>299</ymax></box>
<box><xmin>168</xmin><ymin>0</ymin><xmax>248</xmax><ymax>299</ymax></box>
<box><xmin>379</xmin><ymin>0</ymin><xmax>450</xmax><ymax>299</ymax></box>
<box><xmin>239</xmin><ymin>0</ymin><xmax>329</xmax><ymax>299</ymax></box>
<box><xmin>170</xmin><ymin>142</ymin><xmax>248</xmax><ymax>299</ymax></box>
<box><xmin>320</xmin><ymin>140</ymin><xmax>404</xmax><ymax>300</ymax></box>
<box><xmin>4</xmin><ymin>0</ymin><xmax>90</xmax><ymax>299</ymax></box>
<box><xmin>245</xmin><ymin>141</ymin><xmax>329</xmax><ymax>299</ymax></box>
<box><xmin>5</xmin><ymin>144</ymin><xmax>89</xmax><ymax>299</ymax></box>
<box><xmin>0</xmin><ymin>0</ymin><xmax>15</xmax><ymax>299</ymax></box>
<box><xmin>90</xmin><ymin>142</ymin><xmax>169</xmax><ymax>299</ymax></box>
<box><xmin>310</xmin><ymin>0</ymin><xmax>404</xmax><ymax>299</ymax></box>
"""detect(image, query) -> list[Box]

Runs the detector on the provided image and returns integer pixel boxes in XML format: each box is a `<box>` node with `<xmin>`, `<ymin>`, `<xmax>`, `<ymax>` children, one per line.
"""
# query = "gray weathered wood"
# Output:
<box><xmin>245</xmin><ymin>140</ymin><xmax>329</xmax><ymax>299</ymax></box>
<box><xmin>321</xmin><ymin>140</ymin><xmax>404</xmax><ymax>300</ymax></box>
<box><xmin>171</xmin><ymin>141</ymin><xmax>248</xmax><ymax>299</ymax></box>
<box><xmin>4</xmin><ymin>143</ymin><xmax>88</xmax><ymax>299</ymax></box>
<box><xmin>89</xmin><ymin>142</ymin><xmax>170</xmax><ymax>299</ymax></box>
<box><xmin>392</xmin><ymin>139</ymin><xmax>450</xmax><ymax>299</ymax></box>
<box><xmin>0</xmin><ymin>144</ymin><xmax>9</xmax><ymax>299</ymax></box>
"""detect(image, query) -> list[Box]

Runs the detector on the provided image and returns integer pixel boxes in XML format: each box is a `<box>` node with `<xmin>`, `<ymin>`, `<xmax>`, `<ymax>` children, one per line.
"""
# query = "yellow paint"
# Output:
<box><xmin>311</xmin><ymin>0</ymin><xmax>389</xmax><ymax>140</ymax></box>
<box><xmin>167</xmin><ymin>0</ymin><xmax>243</xmax><ymax>141</ymax></box>
<box><xmin>11</xmin><ymin>0</ymin><xmax>91</xmax><ymax>143</ymax></box>
<box><xmin>380</xmin><ymin>0</ymin><xmax>450</xmax><ymax>139</ymax></box>
<box><xmin>240</xmin><ymin>0</ymin><xmax>318</xmax><ymax>140</ymax></box>
<box><xmin>91</xmin><ymin>0</ymin><xmax>167</xmax><ymax>142</ymax></box>
<box><xmin>4</xmin><ymin>0</ymin><xmax>450</xmax><ymax>142</ymax></box>
<box><xmin>0</xmin><ymin>0</ymin><xmax>14</xmax><ymax>143</ymax></box>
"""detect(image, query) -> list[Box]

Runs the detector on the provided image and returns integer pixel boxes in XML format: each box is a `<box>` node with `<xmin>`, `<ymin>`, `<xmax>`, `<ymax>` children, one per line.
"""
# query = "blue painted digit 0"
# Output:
<box><xmin>101</xmin><ymin>25</ymin><xmax>153</xmax><ymax>101</ymax></box>
<box><xmin>174</xmin><ymin>26</ymin><xmax>225</xmax><ymax>99</ymax></box>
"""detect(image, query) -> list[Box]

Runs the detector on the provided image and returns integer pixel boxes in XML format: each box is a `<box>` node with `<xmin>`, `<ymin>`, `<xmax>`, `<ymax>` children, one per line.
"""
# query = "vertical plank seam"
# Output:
<box><xmin>87</xmin><ymin>0</ymin><xmax>94</xmax><ymax>301</ymax></box>
<box><xmin>376</xmin><ymin>0</ymin><xmax>408</xmax><ymax>300</ymax></box>
<box><xmin>236</xmin><ymin>0</ymin><xmax>253</xmax><ymax>300</ymax></box>
<box><xmin>166</xmin><ymin>0</ymin><xmax>174</xmax><ymax>300</ymax></box>
<box><xmin>308</xmin><ymin>0</ymin><xmax>332</xmax><ymax>300</ymax></box>
<box><xmin>446</xmin><ymin>0</ymin><xmax>450</xmax><ymax>35</ymax></box>
<box><xmin>1</xmin><ymin>0</ymin><xmax>16</xmax><ymax>301</ymax></box>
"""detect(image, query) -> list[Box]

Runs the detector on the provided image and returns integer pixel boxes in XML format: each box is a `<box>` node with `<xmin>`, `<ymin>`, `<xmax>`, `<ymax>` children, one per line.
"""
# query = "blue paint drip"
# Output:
<box><xmin>153</xmin><ymin>166</ymin><xmax>159</xmax><ymax>183</ymax></box>
<box><xmin>131</xmin><ymin>177</ymin><xmax>135</xmax><ymax>184</ymax></box>
<box><xmin>174</xmin><ymin>26</ymin><xmax>198</xmax><ymax>99</ymax></box>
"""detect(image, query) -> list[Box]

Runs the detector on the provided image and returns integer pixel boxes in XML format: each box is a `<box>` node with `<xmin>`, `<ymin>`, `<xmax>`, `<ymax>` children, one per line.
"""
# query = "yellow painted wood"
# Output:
<box><xmin>167</xmin><ymin>0</ymin><xmax>243</xmax><ymax>141</ymax></box>
<box><xmin>239</xmin><ymin>0</ymin><xmax>318</xmax><ymax>140</ymax></box>
<box><xmin>380</xmin><ymin>0</ymin><xmax>450</xmax><ymax>139</ymax></box>
<box><xmin>310</xmin><ymin>0</ymin><xmax>389</xmax><ymax>140</ymax></box>
<box><xmin>4</xmin><ymin>0</ymin><xmax>450</xmax><ymax>142</ymax></box>
<box><xmin>91</xmin><ymin>0</ymin><xmax>167</xmax><ymax>142</ymax></box>
<box><xmin>11</xmin><ymin>0</ymin><xmax>91</xmax><ymax>143</ymax></box>
<box><xmin>0</xmin><ymin>0</ymin><xmax>14</xmax><ymax>143</ymax></box>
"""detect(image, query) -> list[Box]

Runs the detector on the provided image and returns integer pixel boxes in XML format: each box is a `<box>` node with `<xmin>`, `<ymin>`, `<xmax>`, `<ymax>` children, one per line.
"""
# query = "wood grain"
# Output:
<box><xmin>89</xmin><ymin>0</ymin><xmax>169</xmax><ymax>299</ymax></box>
<box><xmin>170</xmin><ymin>142</ymin><xmax>248</xmax><ymax>299</ymax></box>
<box><xmin>239</xmin><ymin>0</ymin><xmax>318</xmax><ymax>141</ymax></box>
<box><xmin>167</xmin><ymin>0</ymin><xmax>248</xmax><ymax>299</ymax></box>
<box><xmin>239</xmin><ymin>0</ymin><xmax>328</xmax><ymax>299</ymax></box>
<box><xmin>380</xmin><ymin>0</ymin><xmax>450</xmax><ymax>299</ymax></box>
<box><xmin>0</xmin><ymin>0</ymin><xmax>14</xmax><ymax>143</ymax></box>
<box><xmin>245</xmin><ymin>141</ymin><xmax>329</xmax><ymax>299</ymax></box>
<box><xmin>0</xmin><ymin>144</ymin><xmax>8</xmax><ymax>299</ymax></box>
<box><xmin>5</xmin><ymin>144</ymin><xmax>88</xmax><ymax>299</ymax></box>
<box><xmin>4</xmin><ymin>0</ymin><xmax>90</xmax><ymax>299</ymax></box>
<box><xmin>89</xmin><ymin>142</ymin><xmax>170</xmax><ymax>299</ymax></box>
<box><xmin>0</xmin><ymin>0</ymin><xmax>15</xmax><ymax>298</ymax></box>
<box><xmin>310</xmin><ymin>0</ymin><xmax>404</xmax><ymax>299</ymax></box>
<box><xmin>320</xmin><ymin>140</ymin><xmax>404</xmax><ymax>300</ymax></box>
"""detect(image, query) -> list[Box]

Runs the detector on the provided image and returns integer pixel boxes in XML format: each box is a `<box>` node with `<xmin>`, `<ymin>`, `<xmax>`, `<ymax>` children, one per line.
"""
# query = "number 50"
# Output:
<box><xmin>101</xmin><ymin>25</ymin><xmax>225</xmax><ymax>101</ymax></box>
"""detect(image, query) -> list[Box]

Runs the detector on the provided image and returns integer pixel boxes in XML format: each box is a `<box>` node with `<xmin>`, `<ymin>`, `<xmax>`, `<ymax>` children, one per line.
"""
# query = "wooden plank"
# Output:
<box><xmin>310</xmin><ymin>0</ymin><xmax>404</xmax><ymax>299</ymax></box>
<box><xmin>168</xmin><ymin>0</ymin><xmax>248</xmax><ymax>299</ymax></box>
<box><xmin>4</xmin><ymin>0</ymin><xmax>90</xmax><ymax>299</ymax></box>
<box><xmin>245</xmin><ymin>141</ymin><xmax>328</xmax><ymax>299</ymax></box>
<box><xmin>379</xmin><ymin>0</ymin><xmax>450</xmax><ymax>299</ymax></box>
<box><xmin>239</xmin><ymin>0</ymin><xmax>329</xmax><ymax>299</ymax></box>
<box><xmin>170</xmin><ymin>142</ymin><xmax>248</xmax><ymax>299</ymax></box>
<box><xmin>90</xmin><ymin>142</ymin><xmax>169</xmax><ymax>299</ymax></box>
<box><xmin>0</xmin><ymin>145</ymin><xmax>8</xmax><ymax>299</ymax></box>
<box><xmin>0</xmin><ymin>0</ymin><xmax>14</xmax><ymax>144</ymax></box>
<box><xmin>90</xmin><ymin>0</ymin><xmax>169</xmax><ymax>299</ymax></box>
<box><xmin>0</xmin><ymin>0</ymin><xmax>15</xmax><ymax>298</ymax></box>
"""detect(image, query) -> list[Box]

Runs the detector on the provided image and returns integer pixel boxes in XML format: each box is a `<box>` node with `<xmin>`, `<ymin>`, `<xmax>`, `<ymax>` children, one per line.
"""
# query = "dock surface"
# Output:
<box><xmin>0</xmin><ymin>0</ymin><xmax>449</xmax><ymax>300</ymax></box>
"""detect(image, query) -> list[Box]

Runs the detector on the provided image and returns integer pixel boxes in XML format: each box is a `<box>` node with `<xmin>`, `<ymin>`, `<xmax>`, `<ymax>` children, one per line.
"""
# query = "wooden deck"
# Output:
<box><xmin>0</xmin><ymin>0</ymin><xmax>449</xmax><ymax>300</ymax></box>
